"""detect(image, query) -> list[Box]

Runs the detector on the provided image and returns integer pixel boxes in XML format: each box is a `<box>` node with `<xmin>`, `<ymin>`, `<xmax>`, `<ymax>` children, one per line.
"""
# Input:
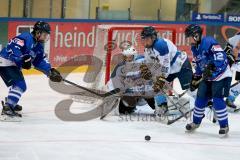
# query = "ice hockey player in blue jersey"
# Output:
<box><xmin>184</xmin><ymin>24</ymin><xmax>232</xmax><ymax>136</ymax></box>
<box><xmin>0</xmin><ymin>21</ymin><xmax>62</xmax><ymax>121</ymax></box>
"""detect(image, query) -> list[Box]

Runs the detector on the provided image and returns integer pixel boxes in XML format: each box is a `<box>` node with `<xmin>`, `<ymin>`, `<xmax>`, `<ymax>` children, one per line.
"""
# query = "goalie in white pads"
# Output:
<box><xmin>108</xmin><ymin>46</ymin><xmax>157</xmax><ymax>114</ymax></box>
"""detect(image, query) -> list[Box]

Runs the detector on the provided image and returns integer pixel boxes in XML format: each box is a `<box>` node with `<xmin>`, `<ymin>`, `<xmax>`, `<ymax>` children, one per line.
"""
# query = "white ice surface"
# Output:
<box><xmin>0</xmin><ymin>73</ymin><xmax>240</xmax><ymax>160</ymax></box>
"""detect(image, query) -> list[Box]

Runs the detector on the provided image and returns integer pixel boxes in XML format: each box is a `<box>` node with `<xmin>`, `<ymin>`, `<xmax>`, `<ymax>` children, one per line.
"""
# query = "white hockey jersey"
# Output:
<box><xmin>144</xmin><ymin>38</ymin><xmax>187</xmax><ymax>78</ymax></box>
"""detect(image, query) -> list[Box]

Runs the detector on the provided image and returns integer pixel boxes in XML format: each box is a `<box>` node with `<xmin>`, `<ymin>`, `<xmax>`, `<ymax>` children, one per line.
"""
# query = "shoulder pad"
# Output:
<box><xmin>201</xmin><ymin>36</ymin><xmax>218</xmax><ymax>50</ymax></box>
<box><xmin>17</xmin><ymin>32</ymin><xmax>34</xmax><ymax>49</ymax></box>
<box><xmin>153</xmin><ymin>38</ymin><xmax>169</xmax><ymax>56</ymax></box>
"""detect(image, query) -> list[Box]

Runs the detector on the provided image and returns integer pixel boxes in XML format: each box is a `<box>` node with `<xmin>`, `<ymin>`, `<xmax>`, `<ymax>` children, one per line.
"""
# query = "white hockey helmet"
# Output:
<box><xmin>122</xmin><ymin>46</ymin><xmax>137</xmax><ymax>56</ymax></box>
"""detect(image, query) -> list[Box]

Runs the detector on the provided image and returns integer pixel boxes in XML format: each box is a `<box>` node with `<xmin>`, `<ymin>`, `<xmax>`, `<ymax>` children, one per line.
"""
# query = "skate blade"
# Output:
<box><xmin>219</xmin><ymin>132</ymin><xmax>229</xmax><ymax>138</ymax></box>
<box><xmin>227</xmin><ymin>107</ymin><xmax>239</xmax><ymax>113</ymax></box>
<box><xmin>185</xmin><ymin>130</ymin><xmax>195</xmax><ymax>134</ymax></box>
<box><xmin>185</xmin><ymin>127</ymin><xmax>199</xmax><ymax>133</ymax></box>
<box><xmin>0</xmin><ymin>115</ymin><xmax>21</xmax><ymax>122</ymax></box>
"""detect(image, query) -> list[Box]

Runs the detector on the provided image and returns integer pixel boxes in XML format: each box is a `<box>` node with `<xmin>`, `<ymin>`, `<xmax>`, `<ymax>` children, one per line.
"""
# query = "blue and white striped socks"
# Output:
<box><xmin>6</xmin><ymin>80</ymin><xmax>26</xmax><ymax>109</ymax></box>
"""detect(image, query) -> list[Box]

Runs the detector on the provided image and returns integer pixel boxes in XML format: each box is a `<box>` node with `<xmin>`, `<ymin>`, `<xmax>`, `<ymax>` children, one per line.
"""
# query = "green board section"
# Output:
<box><xmin>0</xmin><ymin>22</ymin><xmax>8</xmax><ymax>50</ymax></box>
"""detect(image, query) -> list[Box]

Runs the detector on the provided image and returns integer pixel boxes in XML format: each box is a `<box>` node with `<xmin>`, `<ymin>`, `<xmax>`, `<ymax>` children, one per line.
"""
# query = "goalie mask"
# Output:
<box><xmin>122</xmin><ymin>46</ymin><xmax>137</xmax><ymax>62</ymax></box>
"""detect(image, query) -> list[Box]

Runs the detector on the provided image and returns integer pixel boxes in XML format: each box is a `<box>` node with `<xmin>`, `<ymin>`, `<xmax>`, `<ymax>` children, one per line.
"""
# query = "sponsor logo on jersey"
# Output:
<box><xmin>13</xmin><ymin>38</ymin><xmax>24</xmax><ymax>47</ymax></box>
<box><xmin>212</xmin><ymin>45</ymin><xmax>223</xmax><ymax>52</ymax></box>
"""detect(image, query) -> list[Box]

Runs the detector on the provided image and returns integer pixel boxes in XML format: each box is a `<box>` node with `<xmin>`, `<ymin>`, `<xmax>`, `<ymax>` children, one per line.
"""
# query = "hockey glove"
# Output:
<box><xmin>224</xmin><ymin>43</ymin><xmax>233</xmax><ymax>55</ymax></box>
<box><xmin>190</xmin><ymin>74</ymin><xmax>202</xmax><ymax>91</ymax></box>
<box><xmin>203</xmin><ymin>63</ymin><xmax>216</xmax><ymax>80</ymax></box>
<box><xmin>224</xmin><ymin>43</ymin><xmax>235</xmax><ymax>66</ymax></box>
<box><xmin>21</xmin><ymin>54</ymin><xmax>32</xmax><ymax>70</ymax></box>
<box><xmin>235</xmin><ymin>71</ymin><xmax>240</xmax><ymax>81</ymax></box>
<box><xmin>227</xmin><ymin>53</ymin><xmax>235</xmax><ymax>67</ymax></box>
<box><xmin>49</xmin><ymin>68</ymin><xmax>62</xmax><ymax>82</ymax></box>
<box><xmin>153</xmin><ymin>76</ymin><xmax>165</xmax><ymax>92</ymax></box>
<box><xmin>140</xmin><ymin>64</ymin><xmax>152</xmax><ymax>80</ymax></box>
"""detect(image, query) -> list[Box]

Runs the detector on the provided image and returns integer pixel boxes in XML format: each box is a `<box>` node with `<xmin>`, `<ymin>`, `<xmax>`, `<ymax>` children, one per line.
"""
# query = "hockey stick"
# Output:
<box><xmin>231</xmin><ymin>81</ymin><xmax>240</xmax><ymax>88</ymax></box>
<box><xmin>62</xmin><ymin>79</ymin><xmax>120</xmax><ymax>98</ymax></box>
<box><xmin>100</xmin><ymin>97</ymin><xmax>120</xmax><ymax>119</ymax></box>
<box><xmin>179</xmin><ymin>90</ymin><xmax>188</xmax><ymax>98</ymax></box>
<box><xmin>234</xmin><ymin>108</ymin><xmax>240</xmax><ymax>112</ymax></box>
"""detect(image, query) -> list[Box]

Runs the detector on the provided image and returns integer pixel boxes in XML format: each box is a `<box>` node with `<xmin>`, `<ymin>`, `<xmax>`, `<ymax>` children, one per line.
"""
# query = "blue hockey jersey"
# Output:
<box><xmin>0</xmin><ymin>32</ymin><xmax>51</xmax><ymax>75</ymax></box>
<box><xmin>191</xmin><ymin>36</ymin><xmax>229</xmax><ymax>81</ymax></box>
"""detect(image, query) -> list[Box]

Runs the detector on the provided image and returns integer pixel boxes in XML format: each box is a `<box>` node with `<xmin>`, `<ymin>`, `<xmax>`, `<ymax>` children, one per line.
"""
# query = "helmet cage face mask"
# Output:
<box><xmin>122</xmin><ymin>46</ymin><xmax>137</xmax><ymax>62</ymax></box>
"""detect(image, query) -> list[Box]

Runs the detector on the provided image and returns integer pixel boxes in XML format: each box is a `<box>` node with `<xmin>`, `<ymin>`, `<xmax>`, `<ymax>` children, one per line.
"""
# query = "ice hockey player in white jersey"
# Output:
<box><xmin>140</xmin><ymin>26</ymin><xmax>193</xmax><ymax>92</ymax></box>
<box><xmin>139</xmin><ymin>26</ymin><xmax>193</xmax><ymax>116</ymax></box>
<box><xmin>224</xmin><ymin>33</ymin><xmax>240</xmax><ymax>109</ymax></box>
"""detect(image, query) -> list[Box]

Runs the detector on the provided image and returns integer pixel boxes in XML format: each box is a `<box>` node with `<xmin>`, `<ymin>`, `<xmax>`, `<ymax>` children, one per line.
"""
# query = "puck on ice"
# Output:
<box><xmin>145</xmin><ymin>135</ymin><xmax>151</xmax><ymax>141</ymax></box>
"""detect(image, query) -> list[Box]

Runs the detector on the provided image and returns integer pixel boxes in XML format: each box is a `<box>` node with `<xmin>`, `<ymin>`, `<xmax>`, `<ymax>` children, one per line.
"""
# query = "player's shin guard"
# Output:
<box><xmin>213</xmin><ymin>98</ymin><xmax>228</xmax><ymax>128</ymax></box>
<box><xmin>6</xmin><ymin>80</ymin><xmax>26</xmax><ymax>109</ymax></box>
<box><xmin>193</xmin><ymin>98</ymin><xmax>208</xmax><ymax>124</ymax></box>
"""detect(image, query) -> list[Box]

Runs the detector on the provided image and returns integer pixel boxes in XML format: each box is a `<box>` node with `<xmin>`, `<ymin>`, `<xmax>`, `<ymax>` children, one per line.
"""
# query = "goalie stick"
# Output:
<box><xmin>167</xmin><ymin>108</ymin><xmax>194</xmax><ymax>125</ymax></box>
<box><xmin>100</xmin><ymin>97</ymin><xmax>120</xmax><ymax>119</ymax></box>
<box><xmin>158</xmin><ymin>79</ymin><xmax>192</xmax><ymax>119</ymax></box>
<box><xmin>160</xmin><ymin>88</ymin><xmax>190</xmax><ymax>119</ymax></box>
<box><xmin>63</xmin><ymin>79</ymin><xmax>120</xmax><ymax>98</ymax></box>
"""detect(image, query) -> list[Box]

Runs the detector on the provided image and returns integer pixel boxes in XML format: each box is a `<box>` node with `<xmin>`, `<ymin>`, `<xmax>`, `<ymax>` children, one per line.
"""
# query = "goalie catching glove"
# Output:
<box><xmin>48</xmin><ymin>68</ymin><xmax>62</xmax><ymax>82</ymax></box>
<box><xmin>153</xmin><ymin>76</ymin><xmax>165</xmax><ymax>92</ymax></box>
<box><xmin>140</xmin><ymin>64</ymin><xmax>152</xmax><ymax>80</ymax></box>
